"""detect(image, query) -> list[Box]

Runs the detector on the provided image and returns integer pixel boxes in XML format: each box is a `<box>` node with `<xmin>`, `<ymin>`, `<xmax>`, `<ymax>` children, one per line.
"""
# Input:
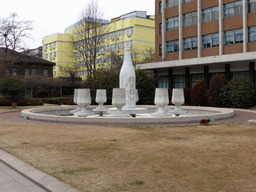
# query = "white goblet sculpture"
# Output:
<box><xmin>70</xmin><ymin>89</ymin><xmax>81</xmax><ymax>114</ymax></box>
<box><xmin>151</xmin><ymin>88</ymin><xmax>170</xmax><ymax>117</ymax></box>
<box><xmin>109</xmin><ymin>88</ymin><xmax>130</xmax><ymax>117</ymax></box>
<box><xmin>74</xmin><ymin>89</ymin><xmax>92</xmax><ymax>117</ymax></box>
<box><xmin>171</xmin><ymin>88</ymin><xmax>187</xmax><ymax>116</ymax></box>
<box><xmin>93</xmin><ymin>89</ymin><xmax>107</xmax><ymax>116</ymax></box>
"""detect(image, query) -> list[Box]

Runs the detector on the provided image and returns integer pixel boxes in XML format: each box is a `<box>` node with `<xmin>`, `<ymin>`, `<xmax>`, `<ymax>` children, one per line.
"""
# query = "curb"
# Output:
<box><xmin>0</xmin><ymin>149</ymin><xmax>79</xmax><ymax>192</ymax></box>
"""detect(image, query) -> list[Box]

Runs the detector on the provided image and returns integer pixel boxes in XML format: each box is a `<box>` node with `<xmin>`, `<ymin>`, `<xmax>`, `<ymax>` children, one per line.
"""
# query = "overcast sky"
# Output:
<box><xmin>0</xmin><ymin>0</ymin><xmax>155</xmax><ymax>49</ymax></box>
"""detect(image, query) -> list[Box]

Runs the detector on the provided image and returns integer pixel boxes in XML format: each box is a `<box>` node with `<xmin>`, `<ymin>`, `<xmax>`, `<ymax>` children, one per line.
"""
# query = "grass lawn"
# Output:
<box><xmin>0</xmin><ymin>120</ymin><xmax>256</xmax><ymax>192</ymax></box>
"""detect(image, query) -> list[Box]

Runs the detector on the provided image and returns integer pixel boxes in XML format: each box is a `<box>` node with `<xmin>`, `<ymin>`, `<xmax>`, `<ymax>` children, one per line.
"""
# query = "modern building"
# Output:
<box><xmin>43</xmin><ymin>11</ymin><xmax>155</xmax><ymax>80</ymax></box>
<box><xmin>23</xmin><ymin>46</ymin><xmax>43</xmax><ymax>58</ymax></box>
<box><xmin>136</xmin><ymin>0</ymin><xmax>256</xmax><ymax>89</ymax></box>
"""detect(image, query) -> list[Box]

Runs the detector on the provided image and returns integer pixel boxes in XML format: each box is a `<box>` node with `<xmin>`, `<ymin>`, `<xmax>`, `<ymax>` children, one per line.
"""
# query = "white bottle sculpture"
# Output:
<box><xmin>119</xmin><ymin>45</ymin><xmax>136</xmax><ymax>110</ymax></box>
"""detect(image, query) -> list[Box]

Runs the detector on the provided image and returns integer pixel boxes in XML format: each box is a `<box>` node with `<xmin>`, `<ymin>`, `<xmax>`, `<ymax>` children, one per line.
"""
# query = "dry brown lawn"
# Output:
<box><xmin>0</xmin><ymin>120</ymin><xmax>256</xmax><ymax>192</ymax></box>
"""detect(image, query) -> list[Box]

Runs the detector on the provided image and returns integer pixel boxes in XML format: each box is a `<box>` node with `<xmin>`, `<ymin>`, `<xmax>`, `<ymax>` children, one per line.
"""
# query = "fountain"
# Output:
<box><xmin>20</xmin><ymin>46</ymin><xmax>235</xmax><ymax>125</ymax></box>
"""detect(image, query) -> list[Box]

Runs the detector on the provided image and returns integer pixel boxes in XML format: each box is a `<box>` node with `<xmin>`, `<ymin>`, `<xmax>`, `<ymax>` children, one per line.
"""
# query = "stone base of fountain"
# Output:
<box><xmin>107</xmin><ymin>107</ymin><xmax>148</xmax><ymax>117</ymax></box>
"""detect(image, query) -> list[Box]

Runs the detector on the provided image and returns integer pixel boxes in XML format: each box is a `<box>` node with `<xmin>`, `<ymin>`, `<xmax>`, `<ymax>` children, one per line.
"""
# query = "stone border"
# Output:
<box><xmin>0</xmin><ymin>149</ymin><xmax>78</xmax><ymax>192</ymax></box>
<box><xmin>21</xmin><ymin>105</ymin><xmax>235</xmax><ymax>126</ymax></box>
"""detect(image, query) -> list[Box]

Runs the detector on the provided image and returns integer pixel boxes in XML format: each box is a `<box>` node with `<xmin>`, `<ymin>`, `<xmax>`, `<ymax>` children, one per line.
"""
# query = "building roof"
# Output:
<box><xmin>0</xmin><ymin>48</ymin><xmax>55</xmax><ymax>66</ymax></box>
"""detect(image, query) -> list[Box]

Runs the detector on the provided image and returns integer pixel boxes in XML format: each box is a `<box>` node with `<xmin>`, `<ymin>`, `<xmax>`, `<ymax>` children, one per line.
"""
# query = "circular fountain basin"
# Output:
<box><xmin>21</xmin><ymin>105</ymin><xmax>234</xmax><ymax>126</ymax></box>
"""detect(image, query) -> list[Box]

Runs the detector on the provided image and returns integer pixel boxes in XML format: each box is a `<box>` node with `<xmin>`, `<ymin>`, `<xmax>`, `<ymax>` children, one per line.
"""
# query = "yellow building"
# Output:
<box><xmin>43</xmin><ymin>11</ymin><xmax>155</xmax><ymax>80</ymax></box>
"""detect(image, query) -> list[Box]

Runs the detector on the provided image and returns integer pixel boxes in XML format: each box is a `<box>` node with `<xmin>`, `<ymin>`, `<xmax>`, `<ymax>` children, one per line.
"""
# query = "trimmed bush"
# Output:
<box><xmin>219</xmin><ymin>77</ymin><xmax>256</xmax><ymax>109</ymax></box>
<box><xmin>58</xmin><ymin>99</ymin><xmax>75</xmax><ymax>105</ymax></box>
<box><xmin>44</xmin><ymin>97</ymin><xmax>73</xmax><ymax>105</ymax></box>
<box><xmin>206</xmin><ymin>74</ymin><xmax>227</xmax><ymax>107</ymax></box>
<box><xmin>0</xmin><ymin>76</ymin><xmax>27</xmax><ymax>103</ymax></box>
<box><xmin>0</xmin><ymin>98</ymin><xmax>43</xmax><ymax>106</ymax></box>
<box><xmin>184</xmin><ymin>88</ymin><xmax>191</xmax><ymax>105</ymax></box>
<box><xmin>191</xmin><ymin>80</ymin><xmax>207</xmax><ymax>106</ymax></box>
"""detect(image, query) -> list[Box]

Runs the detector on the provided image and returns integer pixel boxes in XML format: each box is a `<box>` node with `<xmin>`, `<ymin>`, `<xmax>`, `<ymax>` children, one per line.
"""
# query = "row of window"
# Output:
<box><xmin>159</xmin><ymin>0</ymin><xmax>195</xmax><ymax>12</ymax></box>
<box><xmin>74</xmin><ymin>27</ymin><xmax>133</xmax><ymax>48</ymax></box>
<box><xmin>74</xmin><ymin>40</ymin><xmax>132</xmax><ymax>59</ymax></box>
<box><xmin>74</xmin><ymin>55</ymin><xmax>124</xmax><ymax>68</ymax></box>
<box><xmin>44</xmin><ymin>52</ymin><xmax>57</xmax><ymax>60</ymax></box>
<box><xmin>161</xmin><ymin>0</ymin><xmax>256</xmax><ymax>32</ymax></box>
<box><xmin>163</xmin><ymin>26</ymin><xmax>256</xmax><ymax>54</ymax></box>
<box><xmin>158</xmin><ymin>71</ymin><xmax>250</xmax><ymax>88</ymax></box>
<box><xmin>6</xmin><ymin>69</ymin><xmax>49</xmax><ymax>77</ymax></box>
<box><xmin>44</xmin><ymin>42</ymin><xmax>56</xmax><ymax>51</ymax></box>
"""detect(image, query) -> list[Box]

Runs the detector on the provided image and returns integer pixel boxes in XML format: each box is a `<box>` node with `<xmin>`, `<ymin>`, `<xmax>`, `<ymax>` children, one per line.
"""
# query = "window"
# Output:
<box><xmin>248</xmin><ymin>0</ymin><xmax>256</xmax><ymax>13</ymax></box>
<box><xmin>190</xmin><ymin>74</ymin><xmax>203</xmax><ymax>88</ymax></box>
<box><xmin>110</xmin><ymin>32</ymin><xmax>116</xmax><ymax>40</ymax></box>
<box><xmin>53</xmin><ymin>52</ymin><xmax>56</xmax><ymax>59</ymax></box>
<box><xmin>224</xmin><ymin>1</ymin><xmax>242</xmax><ymax>18</ymax></box>
<box><xmin>249</xmin><ymin>26</ymin><xmax>256</xmax><ymax>42</ymax></box>
<box><xmin>160</xmin><ymin>23</ymin><xmax>162</xmax><ymax>35</ymax></box>
<box><xmin>103</xmin><ymin>33</ymin><xmax>109</xmax><ymax>41</ymax></box>
<box><xmin>167</xmin><ymin>0</ymin><xmax>178</xmax><ymax>8</ymax></box>
<box><xmin>159</xmin><ymin>2</ymin><xmax>162</xmax><ymax>13</ymax></box>
<box><xmin>158</xmin><ymin>76</ymin><xmax>169</xmax><ymax>88</ymax></box>
<box><xmin>103</xmin><ymin>57</ymin><xmax>109</xmax><ymax>63</ymax></box>
<box><xmin>183</xmin><ymin>0</ymin><xmax>195</xmax><ymax>3</ymax></box>
<box><xmin>12</xmin><ymin>69</ymin><xmax>17</xmax><ymax>76</ymax></box>
<box><xmin>126</xmin><ymin>40</ymin><xmax>133</xmax><ymax>48</ymax></box>
<box><xmin>32</xmin><ymin>69</ymin><xmax>36</xmax><ymax>76</ymax></box>
<box><xmin>183</xmin><ymin>36</ymin><xmax>198</xmax><ymax>51</ymax></box>
<box><xmin>232</xmin><ymin>71</ymin><xmax>249</xmax><ymax>79</ymax></box>
<box><xmin>202</xmin><ymin>33</ymin><xmax>219</xmax><ymax>48</ymax></box>
<box><xmin>173</xmin><ymin>75</ymin><xmax>185</xmax><ymax>88</ymax></box>
<box><xmin>110</xmin><ymin>44</ymin><xmax>116</xmax><ymax>52</ymax></box>
<box><xmin>183</xmin><ymin>11</ymin><xmax>197</xmax><ymax>27</ymax></box>
<box><xmin>25</xmin><ymin>69</ymin><xmax>29</xmax><ymax>77</ymax></box>
<box><xmin>44</xmin><ymin>70</ymin><xmax>48</xmax><ymax>76</ymax></box>
<box><xmin>202</xmin><ymin>6</ymin><xmax>219</xmax><ymax>23</ymax></box>
<box><xmin>159</xmin><ymin>44</ymin><xmax>162</xmax><ymax>56</ymax></box>
<box><xmin>166</xmin><ymin>40</ymin><xmax>179</xmax><ymax>53</ymax></box>
<box><xmin>103</xmin><ymin>45</ymin><xmax>109</xmax><ymax>52</ymax></box>
<box><xmin>126</xmin><ymin>28</ymin><xmax>133</xmax><ymax>37</ymax></box>
<box><xmin>116</xmin><ymin>30</ymin><xmax>124</xmax><ymax>38</ymax></box>
<box><xmin>45</xmin><ymin>54</ymin><xmax>48</xmax><ymax>59</ymax></box>
<box><xmin>166</xmin><ymin>16</ymin><xmax>179</xmax><ymax>31</ymax></box>
<box><xmin>224</xmin><ymin>28</ymin><xmax>243</xmax><ymax>45</ymax></box>
<box><xmin>117</xmin><ymin>42</ymin><xmax>124</xmax><ymax>50</ymax></box>
<box><xmin>45</xmin><ymin>44</ymin><xmax>48</xmax><ymax>51</ymax></box>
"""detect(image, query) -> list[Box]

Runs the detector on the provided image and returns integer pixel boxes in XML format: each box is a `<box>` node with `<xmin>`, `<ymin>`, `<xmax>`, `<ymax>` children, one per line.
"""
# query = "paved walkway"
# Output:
<box><xmin>0</xmin><ymin>160</ymin><xmax>47</xmax><ymax>192</ymax></box>
<box><xmin>0</xmin><ymin>107</ymin><xmax>255</xmax><ymax>192</ymax></box>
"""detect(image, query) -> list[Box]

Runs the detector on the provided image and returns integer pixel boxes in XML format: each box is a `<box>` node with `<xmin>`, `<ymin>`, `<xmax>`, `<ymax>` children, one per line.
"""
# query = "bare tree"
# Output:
<box><xmin>0</xmin><ymin>13</ymin><xmax>33</xmax><ymax>77</ymax></box>
<box><xmin>0</xmin><ymin>13</ymin><xmax>33</xmax><ymax>52</ymax></box>
<box><xmin>72</xmin><ymin>0</ymin><xmax>108</xmax><ymax>78</ymax></box>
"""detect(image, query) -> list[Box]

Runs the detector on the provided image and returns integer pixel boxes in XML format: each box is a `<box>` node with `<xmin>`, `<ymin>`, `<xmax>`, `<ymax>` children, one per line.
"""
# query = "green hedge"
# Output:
<box><xmin>44</xmin><ymin>97</ymin><xmax>73</xmax><ymax>105</ymax></box>
<box><xmin>219</xmin><ymin>77</ymin><xmax>256</xmax><ymax>109</ymax></box>
<box><xmin>0</xmin><ymin>98</ymin><xmax>43</xmax><ymax>106</ymax></box>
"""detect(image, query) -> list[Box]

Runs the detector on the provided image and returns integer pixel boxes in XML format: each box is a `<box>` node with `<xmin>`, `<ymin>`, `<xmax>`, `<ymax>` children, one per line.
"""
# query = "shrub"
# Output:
<box><xmin>191</xmin><ymin>80</ymin><xmax>207</xmax><ymax>106</ymax></box>
<box><xmin>184</xmin><ymin>88</ymin><xmax>191</xmax><ymax>105</ymax></box>
<box><xmin>44</xmin><ymin>97</ymin><xmax>73</xmax><ymax>105</ymax></box>
<box><xmin>136</xmin><ymin>69</ymin><xmax>158</xmax><ymax>105</ymax></box>
<box><xmin>83</xmin><ymin>69</ymin><xmax>158</xmax><ymax>105</ymax></box>
<box><xmin>219</xmin><ymin>77</ymin><xmax>256</xmax><ymax>108</ymax></box>
<box><xmin>83</xmin><ymin>69</ymin><xmax>119</xmax><ymax>105</ymax></box>
<box><xmin>206</xmin><ymin>74</ymin><xmax>227</xmax><ymax>107</ymax></box>
<box><xmin>0</xmin><ymin>98</ymin><xmax>43</xmax><ymax>106</ymax></box>
<box><xmin>0</xmin><ymin>76</ymin><xmax>27</xmax><ymax>103</ymax></box>
<box><xmin>58</xmin><ymin>99</ymin><xmax>75</xmax><ymax>105</ymax></box>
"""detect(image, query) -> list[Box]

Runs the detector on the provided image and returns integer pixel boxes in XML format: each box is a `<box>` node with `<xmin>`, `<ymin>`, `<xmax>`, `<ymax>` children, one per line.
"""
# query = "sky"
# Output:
<box><xmin>0</xmin><ymin>0</ymin><xmax>155</xmax><ymax>49</ymax></box>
